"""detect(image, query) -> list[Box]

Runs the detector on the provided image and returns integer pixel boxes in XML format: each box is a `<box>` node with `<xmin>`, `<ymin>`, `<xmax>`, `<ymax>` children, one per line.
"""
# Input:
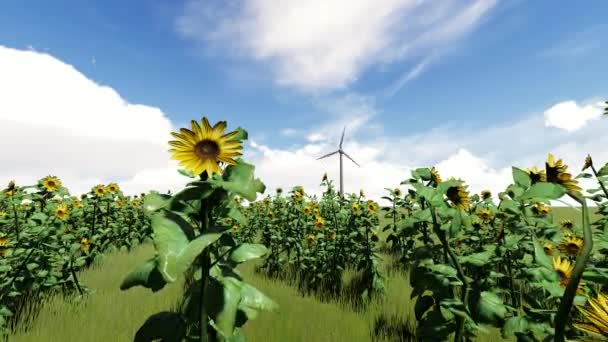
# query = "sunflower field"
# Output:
<box><xmin>0</xmin><ymin>178</ymin><xmax>152</xmax><ymax>338</ymax></box>
<box><xmin>3</xmin><ymin>116</ymin><xmax>608</xmax><ymax>342</ymax></box>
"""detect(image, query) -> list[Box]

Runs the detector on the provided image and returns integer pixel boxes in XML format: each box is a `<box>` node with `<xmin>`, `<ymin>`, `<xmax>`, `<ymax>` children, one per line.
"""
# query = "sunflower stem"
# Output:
<box><xmin>69</xmin><ymin>258</ymin><xmax>84</xmax><ymax>297</ymax></box>
<box><xmin>591</xmin><ymin>164</ymin><xmax>608</xmax><ymax>207</ymax></box>
<box><xmin>198</xmin><ymin>172</ymin><xmax>212</xmax><ymax>342</ymax></box>
<box><xmin>554</xmin><ymin>194</ymin><xmax>593</xmax><ymax>342</ymax></box>
<box><xmin>430</xmin><ymin>205</ymin><xmax>469</xmax><ymax>342</ymax></box>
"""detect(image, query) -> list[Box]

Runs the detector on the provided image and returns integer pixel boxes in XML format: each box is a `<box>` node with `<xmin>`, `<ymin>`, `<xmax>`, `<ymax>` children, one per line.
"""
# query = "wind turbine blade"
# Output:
<box><xmin>317</xmin><ymin>151</ymin><xmax>339</xmax><ymax>160</ymax></box>
<box><xmin>339</xmin><ymin>126</ymin><xmax>346</xmax><ymax>149</ymax></box>
<box><xmin>342</xmin><ymin>151</ymin><xmax>360</xmax><ymax>167</ymax></box>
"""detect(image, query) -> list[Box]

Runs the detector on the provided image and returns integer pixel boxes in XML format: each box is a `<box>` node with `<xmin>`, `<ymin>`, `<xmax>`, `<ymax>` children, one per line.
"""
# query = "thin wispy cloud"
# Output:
<box><xmin>537</xmin><ymin>25</ymin><xmax>607</xmax><ymax>60</ymax></box>
<box><xmin>176</xmin><ymin>0</ymin><xmax>498</xmax><ymax>93</ymax></box>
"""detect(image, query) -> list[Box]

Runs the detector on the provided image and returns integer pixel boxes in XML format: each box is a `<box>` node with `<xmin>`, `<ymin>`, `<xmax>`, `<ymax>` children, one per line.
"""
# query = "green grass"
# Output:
<box><xmin>9</xmin><ymin>244</ymin><xmax>511</xmax><ymax>342</ymax></box>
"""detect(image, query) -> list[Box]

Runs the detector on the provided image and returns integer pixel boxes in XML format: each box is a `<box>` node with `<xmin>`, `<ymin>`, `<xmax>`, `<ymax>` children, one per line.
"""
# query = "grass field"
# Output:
<box><xmin>7</xmin><ymin>206</ymin><xmax>594</xmax><ymax>342</ymax></box>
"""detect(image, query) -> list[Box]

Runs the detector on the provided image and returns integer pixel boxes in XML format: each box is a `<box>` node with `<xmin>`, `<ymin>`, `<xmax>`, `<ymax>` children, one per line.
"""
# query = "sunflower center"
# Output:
<box><xmin>567</xmin><ymin>243</ymin><xmax>580</xmax><ymax>254</ymax></box>
<box><xmin>195</xmin><ymin>140</ymin><xmax>220</xmax><ymax>159</ymax></box>
<box><xmin>48</xmin><ymin>181</ymin><xmax>55</xmax><ymax>187</ymax></box>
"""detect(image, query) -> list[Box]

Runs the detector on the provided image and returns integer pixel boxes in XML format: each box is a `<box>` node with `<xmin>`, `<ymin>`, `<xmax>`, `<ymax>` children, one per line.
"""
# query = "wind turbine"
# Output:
<box><xmin>317</xmin><ymin>127</ymin><xmax>360</xmax><ymax>198</ymax></box>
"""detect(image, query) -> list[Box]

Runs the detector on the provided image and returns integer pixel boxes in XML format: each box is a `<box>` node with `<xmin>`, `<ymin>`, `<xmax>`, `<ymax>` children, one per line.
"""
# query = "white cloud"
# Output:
<box><xmin>543</xmin><ymin>100</ymin><xmax>603</xmax><ymax>132</ymax></box>
<box><xmin>176</xmin><ymin>0</ymin><xmax>497</xmax><ymax>92</ymax></box>
<box><xmin>0</xmin><ymin>46</ymin><xmax>191</xmax><ymax>196</ymax></box>
<box><xmin>247</xmin><ymin>97</ymin><xmax>608</xmax><ymax>206</ymax></box>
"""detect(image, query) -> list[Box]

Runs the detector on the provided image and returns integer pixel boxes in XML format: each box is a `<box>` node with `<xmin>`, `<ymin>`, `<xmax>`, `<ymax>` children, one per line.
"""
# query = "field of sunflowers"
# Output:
<box><xmin>2</xmin><ymin>116</ymin><xmax>608</xmax><ymax>342</ymax></box>
<box><xmin>0</xmin><ymin>178</ymin><xmax>152</xmax><ymax>339</ymax></box>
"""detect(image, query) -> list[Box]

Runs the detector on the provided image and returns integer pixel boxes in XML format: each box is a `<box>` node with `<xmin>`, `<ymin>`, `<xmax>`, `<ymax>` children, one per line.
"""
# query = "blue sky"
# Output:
<box><xmin>0</xmin><ymin>0</ymin><xmax>607</xmax><ymax>201</ymax></box>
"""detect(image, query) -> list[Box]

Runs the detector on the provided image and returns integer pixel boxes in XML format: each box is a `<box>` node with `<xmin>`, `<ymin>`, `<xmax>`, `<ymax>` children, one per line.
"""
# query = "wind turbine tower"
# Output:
<box><xmin>317</xmin><ymin>127</ymin><xmax>360</xmax><ymax>198</ymax></box>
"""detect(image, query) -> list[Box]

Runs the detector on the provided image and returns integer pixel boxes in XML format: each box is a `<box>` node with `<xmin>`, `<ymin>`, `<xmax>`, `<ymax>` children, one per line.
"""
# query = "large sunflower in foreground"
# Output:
<box><xmin>545</xmin><ymin>153</ymin><xmax>582</xmax><ymax>195</ymax></box>
<box><xmin>168</xmin><ymin>118</ymin><xmax>243</xmax><ymax>177</ymax></box>
<box><xmin>40</xmin><ymin>176</ymin><xmax>62</xmax><ymax>193</ymax></box>
<box><xmin>574</xmin><ymin>292</ymin><xmax>608</xmax><ymax>338</ymax></box>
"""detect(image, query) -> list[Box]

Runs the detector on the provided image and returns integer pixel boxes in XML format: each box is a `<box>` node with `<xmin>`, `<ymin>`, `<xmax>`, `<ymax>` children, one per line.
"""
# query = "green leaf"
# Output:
<box><xmin>597</xmin><ymin>163</ymin><xmax>608</xmax><ymax>177</ymax></box>
<box><xmin>519</xmin><ymin>182</ymin><xmax>566</xmax><ymax>201</ymax></box>
<box><xmin>208</xmin><ymin>160</ymin><xmax>265</xmax><ymax>201</ymax></box>
<box><xmin>231</xmin><ymin>127</ymin><xmax>248</xmax><ymax>142</ymax></box>
<box><xmin>134</xmin><ymin>311</ymin><xmax>186</xmax><ymax>342</ymax></box>
<box><xmin>477</xmin><ymin>291</ymin><xmax>507</xmax><ymax>323</ymax></box>
<box><xmin>502</xmin><ymin>316</ymin><xmax>529</xmax><ymax>338</ymax></box>
<box><xmin>532</xmin><ymin>238</ymin><xmax>552</xmax><ymax>269</ymax></box>
<box><xmin>209</xmin><ymin>277</ymin><xmax>243</xmax><ymax>338</ymax></box>
<box><xmin>238</xmin><ymin>283</ymin><xmax>278</xmax><ymax>315</ymax></box>
<box><xmin>177</xmin><ymin>169</ymin><xmax>196</xmax><ymax>178</ymax></box>
<box><xmin>229</xmin><ymin>244</ymin><xmax>268</xmax><ymax>264</ymax></box>
<box><xmin>460</xmin><ymin>248</ymin><xmax>495</xmax><ymax>267</ymax></box>
<box><xmin>143</xmin><ymin>193</ymin><xmax>171</xmax><ymax>214</ymax></box>
<box><xmin>120</xmin><ymin>257</ymin><xmax>167</xmax><ymax>292</ymax></box>
<box><xmin>512</xmin><ymin>167</ymin><xmax>532</xmax><ymax>188</ymax></box>
<box><xmin>171</xmin><ymin>182</ymin><xmax>215</xmax><ymax>203</ymax></box>
<box><xmin>152</xmin><ymin>211</ymin><xmax>222</xmax><ymax>282</ymax></box>
<box><xmin>415</xmin><ymin>295</ymin><xmax>435</xmax><ymax>320</ymax></box>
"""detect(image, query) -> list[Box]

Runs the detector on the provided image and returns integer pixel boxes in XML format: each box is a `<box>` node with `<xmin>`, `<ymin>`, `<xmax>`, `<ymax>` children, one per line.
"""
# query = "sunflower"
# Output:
<box><xmin>313</xmin><ymin>208</ymin><xmax>321</xmax><ymax>216</ymax></box>
<box><xmin>431</xmin><ymin>167</ymin><xmax>442</xmax><ymax>185</ymax></box>
<box><xmin>40</xmin><ymin>176</ymin><xmax>62</xmax><ymax>193</ymax></box>
<box><xmin>480</xmin><ymin>190</ymin><xmax>492</xmax><ymax>201</ymax></box>
<box><xmin>293</xmin><ymin>191</ymin><xmax>303</xmax><ymax>203</ymax></box>
<box><xmin>92</xmin><ymin>185</ymin><xmax>106</xmax><ymax>197</ymax></box>
<box><xmin>81</xmin><ymin>238</ymin><xmax>90</xmax><ymax>252</ymax></box>
<box><xmin>322</xmin><ymin>173</ymin><xmax>328</xmax><ymax>182</ymax></box>
<box><xmin>131</xmin><ymin>199</ymin><xmax>140</xmax><ymax>208</ymax></box>
<box><xmin>276</xmin><ymin>188</ymin><xmax>283</xmax><ymax>195</ymax></box>
<box><xmin>231</xmin><ymin>225</ymin><xmax>239</xmax><ymax>233</ymax></box>
<box><xmin>315</xmin><ymin>217</ymin><xmax>325</xmax><ymax>230</ymax></box>
<box><xmin>0</xmin><ymin>237</ymin><xmax>7</xmax><ymax>247</ymax></box>
<box><xmin>55</xmin><ymin>204</ymin><xmax>69</xmax><ymax>220</ymax></box>
<box><xmin>71</xmin><ymin>197</ymin><xmax>84</xmax><ymax>208</ymax></box>
<box><xmin>360</xmin><ymin>189</ymin><xmax>366</xmax><ymax>198</ymax></box>
<box><xmin>394</xmin><ymin>188</ymin><xmax>402</xmax><ymax>197</ymax></box>
<box><xmin>303</xmin><ymin>205</ymin><xmax>312</xmax><ymax>215</ymax></box>
<box><xmin>168</xmin><ymin>118</ymin><xmax>243</xmax><ymax>177</ymax></box>
<box><xmin>553</xmin><ymin>256</ymin><xmax>574</xmax><ymax>288</ymax></box>
<box><xmin>476</xmin><ymin>208</ymin><xmax>493</xmax><ymax>222</ymax></box>
<box><xmin>582</xmin><ymin>154</ymin><xmax>593</xmax><ymax>172</ymax></box>
<box><xmin>526</xmin><ymin>166</ymin><xmax>547</xmax><ymax>184</ymax></box>
<box><xmin>543</xmin><ymin>242</ymin><xmax>554</xmax><ymax>256</ymax></box>
<box><xmin>263</xmin><ymin>197</ymin><xmax>271</xmax><ymax>205</ymax></box>
<box><xmin>352</xmin><ymin>203</ymin><xmax>362</xmax><ymax>216</ymax></box>
<box><xmin>105</xmin><ymin>183</ymin><xmax>120</xmax><ymax>194</ymax></box>
<box><xmin>574</xmin><ymin>292</ymin><xmax>608</xmax><ymax>338</ymax></box>
<box><xmin>267</xmin><ymin>211</ymin><xmax>274</xmax><ymax>219</ymax></box>
<box><xmin>326</xmin><ymin>230</ymin><xmax>336</xmax><ymax>240</ymax></box>
<box><xmin>532</xmin><ymin>203</ymin><xmax>551</xmax><ymax>216</ymax></box>
<box><xmin>367</xmin><ymin>201</ymin><xmax>379</xmax><ymax>214</ymax></box>
<box><xmin>446</xmin><ymin>184</ymin><xmax>470</xmax><ymax>211</ymax></box>
<box><xmin>51</xmin><ymin>195</ymin><xmax>63</xmax><ymax>203</ymax></box>
<box><xmin>2</xmin><ymin>180</ymin><xmax>16</xmax><ymax>197</ymax></box>
<box><xmin>545</xmin><ymin>153</ymin><xmax>582</xmax><ymax>195</ymax></box>
<box><xmin>306</xmin><ymin>234</ymin><xmax>316</xmax><ymax>246</ymax></box>
<box><xmin>560</xmin><ymin>219</ymin><xmax>574</xmax><ymax>230</ymax></box>
<box><xmin>115</xmin><ymin>198</ymin><xmax>124</xmax><ymax>208</ymax></box>
<box><xmin>558</xmin><ymin>234</ymin><xmax>584</xmax><ymax>256</ymax></box>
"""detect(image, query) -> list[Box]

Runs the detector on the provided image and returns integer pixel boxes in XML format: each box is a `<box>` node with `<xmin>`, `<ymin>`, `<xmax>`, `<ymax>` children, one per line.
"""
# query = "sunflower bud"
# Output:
<box><xmin>582</xmin><ymin>154</ymin><xmax>593</xmax><ymax>171</ymax></box>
